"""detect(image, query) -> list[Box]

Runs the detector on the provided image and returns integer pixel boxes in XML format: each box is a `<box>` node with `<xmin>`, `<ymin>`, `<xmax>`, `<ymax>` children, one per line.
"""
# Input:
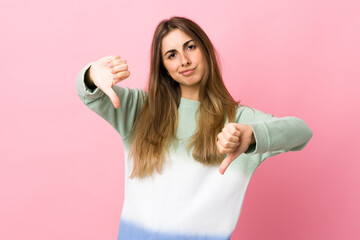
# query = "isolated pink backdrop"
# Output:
<box><xmin>1</xmin><ymin>0</ymin><xmax>359</xmax><ymax>239</ymax></box>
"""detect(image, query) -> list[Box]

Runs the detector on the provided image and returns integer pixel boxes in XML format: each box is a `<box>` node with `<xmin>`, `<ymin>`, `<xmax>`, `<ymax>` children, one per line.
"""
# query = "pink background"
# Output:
<box><xmin>1</xmin><ymin>0</ymin><xmax>359</xmax><ymax>239</ymax></box>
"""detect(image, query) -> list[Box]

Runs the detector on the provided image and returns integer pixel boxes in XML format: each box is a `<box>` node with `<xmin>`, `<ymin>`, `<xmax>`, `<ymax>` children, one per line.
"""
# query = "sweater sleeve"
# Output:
<box><xmin>75</xmin><ymin>63</ymin><xmax>146</xmax><ymax>139</ymax></box>
<box><xmin>236</xmin><ymin>106</ymin><xmax>313</xmax><ymax>165</ymax></box>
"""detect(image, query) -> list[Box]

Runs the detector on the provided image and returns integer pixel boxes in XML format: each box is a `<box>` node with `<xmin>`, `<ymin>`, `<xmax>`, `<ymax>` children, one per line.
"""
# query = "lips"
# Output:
<box><xmin>180</xmin><ymin>67</ymin><xmax>196</xmax><ymax>76</ymax></box>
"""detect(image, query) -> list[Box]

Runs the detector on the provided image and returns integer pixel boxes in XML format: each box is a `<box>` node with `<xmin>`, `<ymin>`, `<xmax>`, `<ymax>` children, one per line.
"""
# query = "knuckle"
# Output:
<box><xmin>220</xmin><ymin>138</ymin><xmax>227</xmax><ymax>146</ymax></box>
<box><xmin>117</xmin><ymin>72</ymin><xmax>124</xmax><ymax>78</ymax></box>
<box><xmin>224</xmin><ymin>142</ymin><xmax>231</xmax><ymax>148</ymax></box>
<box><xmin>118</xmin><ymin>71</ymin><xmax>129</xmax><ymax>79</ymax></box>
<box><xmin>224</xmin><ymin>134</ymin><xmax>232</xmax><ymax>141</ymax></box>
<box><xmin>112</xmin><ymin>60</ymin><xmax>120</xmax><ymax>66</ymax></box>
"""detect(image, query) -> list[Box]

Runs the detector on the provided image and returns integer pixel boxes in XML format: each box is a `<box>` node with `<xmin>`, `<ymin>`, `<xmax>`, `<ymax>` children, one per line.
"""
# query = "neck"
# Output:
<box><xmin>180</xmin><ymin>85</ymin><xmax>200</xmax><ymax>101</ymax></box>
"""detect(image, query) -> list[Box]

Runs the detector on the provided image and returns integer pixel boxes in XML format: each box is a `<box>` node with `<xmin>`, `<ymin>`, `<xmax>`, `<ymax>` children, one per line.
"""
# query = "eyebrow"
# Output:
<box><xmin>163</xmin><ymin>40</ymin><xmax>194</xmax><ymax>56</ymax></box>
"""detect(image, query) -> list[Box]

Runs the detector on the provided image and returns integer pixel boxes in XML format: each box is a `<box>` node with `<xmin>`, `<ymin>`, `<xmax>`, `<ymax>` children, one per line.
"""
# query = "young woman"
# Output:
<box><xmin>76</xmin><ymin>16</ymin><xmax>312</xmax><ymax>240</ymax></box>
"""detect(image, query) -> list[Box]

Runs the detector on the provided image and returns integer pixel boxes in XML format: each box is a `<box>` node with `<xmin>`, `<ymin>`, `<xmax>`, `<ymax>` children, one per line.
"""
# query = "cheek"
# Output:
<box><xmin>196</xmin><ymin>54</ymin><xmax>206</xmax><ymax>71</ymax></box>
<box><xmin>194</xmin><ymin>51</ymin><xmax>205</xmax><ymax>65</ymax></box>
<box><xmin>165</xmin><ymin>62</ymin><xmax>178</xmax><ymax>74</ymax></box>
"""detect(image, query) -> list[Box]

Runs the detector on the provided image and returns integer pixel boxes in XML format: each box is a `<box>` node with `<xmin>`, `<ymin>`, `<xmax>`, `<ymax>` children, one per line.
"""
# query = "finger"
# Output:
<box><xmin>218</xmin><ymin>136</ymin><xmax>240</xmax><ymax>149</ymax></box>
<box><xmin>106</xmin><ymin>56</ymin><xmax>121</xmax><ymax>66</ymax></box>
<box><xmin>228</xmin><ymin>137</ymin><xmax>252</xmax><ymax>161</ymax></box>
<box><xmin>110</xmin><ymin>64</ymin><xmax>128</xmax><ymax>74</ymax></box>
<box><xmin>218</xmin><ymin>132</ymin><xmax>240</xmax><ymax>149</ymax></box>
<box><xmin>223</xmin><ymin>130</ymin><xmax>240</xmax><ymax>143</ymax></box>
<box><xmin>223</xmin><ymin>124</ymin><xmax>241</xmax><ymax>137</ymax></box>
<box><xmin>216</xmin><ymin>138</ymin><xmax>238</xmax><ymax>154</ymax></box>
<box><xmin>217</xmin><ymin>146</ymin><xmax>236</xmax><ymax>154</ymax></box>
<box><xmin>219</xmin><ymin>154</ymin><xmax>236</xmax><ymax>175</ymax></box>
<box><xmin>111</xmin><ymin>55</ymin><xmax>121</xmax><ymax>61</ymax></box>
<box><xmin>102</xmin><ymin>87</ymin><xmax>120</xmax><ymax>109</ymax></box>
<box><xmin>113</xmin><ymin>70</ymin><xmax>130</xmax><ymax>81</ymax></box>
<box><xmin>108</xmin><ymin>58</ymin><xmax>127</xmax><ymax>67</ymax></box>
<box><xmin>106</xmin><ymin>55</ymin><xmax>120</xmax><ymax>62</ymax></box>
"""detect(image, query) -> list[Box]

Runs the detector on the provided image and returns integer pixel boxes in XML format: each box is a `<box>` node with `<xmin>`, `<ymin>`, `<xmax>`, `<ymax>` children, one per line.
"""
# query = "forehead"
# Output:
<box><xmin>161</xmin><ymin>29</ymin><xmax>192</xmax><ymax>53</ymax></box>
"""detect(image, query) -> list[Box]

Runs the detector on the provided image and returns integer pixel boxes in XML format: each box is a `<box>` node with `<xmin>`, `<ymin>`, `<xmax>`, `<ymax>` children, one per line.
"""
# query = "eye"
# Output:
<box><xmin>187</xmin><ymin>45</ymin><xmax>196</xmax><ymax>50</ymax></box>
<box><xmin>168</xmin><ymin>53</ymin><xmax>176</xmax><ymax>59</ymax></box>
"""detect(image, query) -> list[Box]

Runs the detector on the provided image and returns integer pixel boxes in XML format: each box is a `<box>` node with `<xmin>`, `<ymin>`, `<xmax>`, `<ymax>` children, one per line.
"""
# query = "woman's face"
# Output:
<box><xmin>161</xmin><ymin>29</ymin><xmax>206</xmax><ymax>100</ymax></box>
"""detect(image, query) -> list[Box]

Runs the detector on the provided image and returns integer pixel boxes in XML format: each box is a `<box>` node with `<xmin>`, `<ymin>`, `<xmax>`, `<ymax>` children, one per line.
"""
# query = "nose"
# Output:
<box><xmin>180</xmin><ymin>52</ymin><xmax>191</xmax><ymax>66</ymax></box>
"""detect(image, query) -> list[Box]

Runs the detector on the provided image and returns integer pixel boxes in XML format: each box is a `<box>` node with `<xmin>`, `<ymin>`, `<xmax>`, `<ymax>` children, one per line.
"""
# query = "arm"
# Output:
<box><xmin>217</xmin><ymin>106</ymin><xmax>313</xmax><ymax>173</ymax></box>
<box><xmin>76</xmin><ymin>59</ymin><xmax>145</xmax><ymax>139</ymax></box>
<box><xmin>239</xmin><ymin>107</ymin><xmax>313</xmax><ymax>156</ymax></box>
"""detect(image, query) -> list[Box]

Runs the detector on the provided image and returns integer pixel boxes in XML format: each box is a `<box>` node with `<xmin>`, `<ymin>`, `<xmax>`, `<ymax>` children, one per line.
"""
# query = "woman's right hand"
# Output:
<box><xmin>88</xmin><ymin>55</ymin><xmax>130</xmax><ymax>109</ymax></box>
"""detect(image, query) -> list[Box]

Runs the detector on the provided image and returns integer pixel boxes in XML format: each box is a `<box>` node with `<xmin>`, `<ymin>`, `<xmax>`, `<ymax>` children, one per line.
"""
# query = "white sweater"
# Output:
<box><xmin>76</xmin><ymin>63</ymin><xmax>313</xmax><ymax>240</ymax></box>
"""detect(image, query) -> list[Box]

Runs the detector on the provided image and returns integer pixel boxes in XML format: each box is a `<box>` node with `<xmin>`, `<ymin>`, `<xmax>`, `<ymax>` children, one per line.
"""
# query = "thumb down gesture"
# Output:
<box><xmin>87</xmin><ymin>55</ymin><xmax>130</xmax><ymax>109</ymax></box>
<box><xmin>217</xmin><ymin>123</ymin><xmax>255</xmax><ymax>174</ymax></box>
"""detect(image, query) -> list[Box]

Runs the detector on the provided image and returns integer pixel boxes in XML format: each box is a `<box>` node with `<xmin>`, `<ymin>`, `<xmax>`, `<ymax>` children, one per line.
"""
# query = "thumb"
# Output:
<box><xmin>219</xmin><ymin>153</ymin><xmax>236</xmax><ymax>175</ymax></box>
<box><xmin>102</xmin><ymin>86</ymin><xmax>120</xmax><ymax>109</ymax></box>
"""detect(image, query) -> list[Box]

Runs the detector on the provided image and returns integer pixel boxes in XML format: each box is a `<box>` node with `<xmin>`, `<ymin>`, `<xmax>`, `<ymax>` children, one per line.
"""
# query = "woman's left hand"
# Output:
<box><xmin>216</xmin><ymin>123</ymin><xmax>255</xmax><ymax>174</ymax></box>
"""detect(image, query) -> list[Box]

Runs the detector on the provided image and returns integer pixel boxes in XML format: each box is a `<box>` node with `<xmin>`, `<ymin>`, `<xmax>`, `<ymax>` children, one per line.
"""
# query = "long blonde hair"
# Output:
<box><xmin>129</xmin><ymin>17</ymin><xmax>239</xmax><ymax>178</ymax></box>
